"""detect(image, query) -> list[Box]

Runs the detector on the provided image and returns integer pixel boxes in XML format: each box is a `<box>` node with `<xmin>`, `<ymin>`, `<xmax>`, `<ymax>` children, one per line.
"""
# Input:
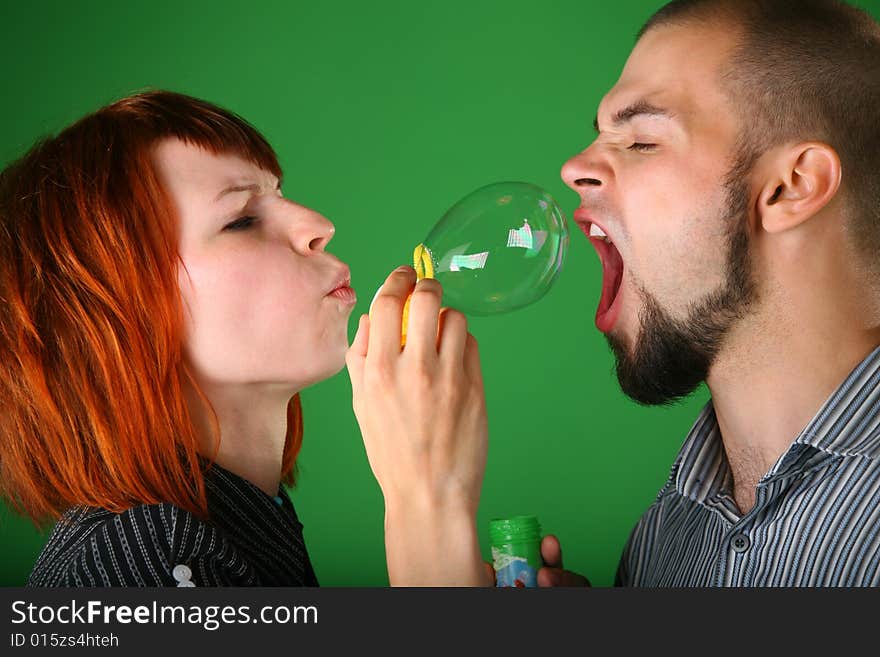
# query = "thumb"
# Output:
<box><xmin>345</xmin><ymin>314</ymin><xmax>370</xmax><ymax>380</ymax></box>
<box><xmin>540</xmin><ymin>534</ymin><xmax>563</xmax><ymax>569</ymax></box>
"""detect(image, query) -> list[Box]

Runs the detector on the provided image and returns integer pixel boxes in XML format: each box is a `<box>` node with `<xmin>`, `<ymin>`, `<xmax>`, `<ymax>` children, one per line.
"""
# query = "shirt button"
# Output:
<box><xmin>731</xmin><ymin>533</ymin><xmax>751</xmax><ymax>553</ymax></box>
<box><xmin>273</xmin><ymin>495</ymin><xmax>284</xmax><ymax>506</ymax></box>
<box><xmin>172</xmin><ymin>564</ymin><xmax>192</xmax><ymax>582</ymax></box>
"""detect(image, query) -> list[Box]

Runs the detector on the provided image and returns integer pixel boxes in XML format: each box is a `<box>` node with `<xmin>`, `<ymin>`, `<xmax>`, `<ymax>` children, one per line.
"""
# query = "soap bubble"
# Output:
<box><xmin>417</xmin><ymin>181</ymin><xmax>568</xmax><ymax>315</ymax></box>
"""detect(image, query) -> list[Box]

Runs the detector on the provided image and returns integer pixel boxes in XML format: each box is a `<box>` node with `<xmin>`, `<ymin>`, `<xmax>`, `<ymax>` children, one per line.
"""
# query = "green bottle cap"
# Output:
<box><xmin>489</xmin><ymin>515</ymin><xmax>542</xmax><ymax>546</ymax></box>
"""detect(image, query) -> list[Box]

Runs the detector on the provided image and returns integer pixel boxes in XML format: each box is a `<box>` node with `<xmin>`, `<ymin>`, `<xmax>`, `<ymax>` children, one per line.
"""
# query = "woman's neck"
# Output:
<box><xmin>186</xmin><ymin>381</ymin><xmax>293</xmax><ymax>496</ymax></box>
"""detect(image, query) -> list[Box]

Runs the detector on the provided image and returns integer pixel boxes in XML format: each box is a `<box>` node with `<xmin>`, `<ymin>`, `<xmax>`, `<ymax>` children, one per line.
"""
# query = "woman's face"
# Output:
<box><xmin>154</xmin><ymin>138</ymin><xmax>356</xmax><ymax>393</ymax></box>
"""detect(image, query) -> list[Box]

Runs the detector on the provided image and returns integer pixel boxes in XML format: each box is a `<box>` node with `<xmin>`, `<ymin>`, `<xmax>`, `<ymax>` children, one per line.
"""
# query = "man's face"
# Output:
<box><xmin>561</xmin><ymin>21</ymin><xmax>758</xmax><ymax>405</ymax></box>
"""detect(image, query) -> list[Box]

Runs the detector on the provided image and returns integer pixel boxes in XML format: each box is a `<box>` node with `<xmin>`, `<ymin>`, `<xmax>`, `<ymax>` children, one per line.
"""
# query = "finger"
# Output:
<box><xmin>541</xmin><ymin>534</ymin><xmax>563</xmax><ymax>569</ymax></box>
<box><xmin>538</xmin><ymin>566</ymin><xmax>590</xmax><ymax>587</ymax></box>
<box><xmin>437</xmin><ymin>308</ymin><xmax>469</xmax><ymax>365</ymax></box>
<box><xmin>483</xmin><ymin>561</ymin><xmax>496</xmax><ymax>587</ymax></box>
<box><xmin>367</xmin><ymin>266</ymin><xmax>417</xmax><ymax>362</ymax></box>
<box><xmin>403</xmin><ymin>278</ymin><xmax>443</xmax><ymax>360</ymax></box>
<box><xmin>537</xmin><ymin>566</ymin><xmax>561</xmax><ymax>587</ymax></box>
<box><xmin>462</xmin><ymin>332</ymin><xmax>482</xmax><ymax>386</ymax></box>
<box><xmin>349</xmin><ymin>313</ymin><xmax>369</xmax><ymax>357</ymax></box>
<box><xmin>345</xmin><ymin>314</ymin><xmax>369</xmax><ymax>383</ymax></box>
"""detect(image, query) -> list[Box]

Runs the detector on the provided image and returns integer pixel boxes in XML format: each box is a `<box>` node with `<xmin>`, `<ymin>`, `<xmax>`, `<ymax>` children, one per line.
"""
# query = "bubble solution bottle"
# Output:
<box><xmin>489</xmin><ymin>515</ymin><xmax>542</xmax><ymax>588</ymax></box>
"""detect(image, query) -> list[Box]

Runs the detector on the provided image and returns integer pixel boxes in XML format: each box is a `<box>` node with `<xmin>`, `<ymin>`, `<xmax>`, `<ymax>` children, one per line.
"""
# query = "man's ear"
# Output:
<box><xmin>756</xmin><ymin>142</ymin><xmax>842</xmax><ymax>234</ymax></box>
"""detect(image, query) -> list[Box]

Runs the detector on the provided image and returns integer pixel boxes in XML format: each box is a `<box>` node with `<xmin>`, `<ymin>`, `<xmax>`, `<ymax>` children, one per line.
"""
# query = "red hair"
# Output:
<box><xmin>0</xmin><ymin>90</ymin><xmax>303</xmax><ymax>526</ymax></box>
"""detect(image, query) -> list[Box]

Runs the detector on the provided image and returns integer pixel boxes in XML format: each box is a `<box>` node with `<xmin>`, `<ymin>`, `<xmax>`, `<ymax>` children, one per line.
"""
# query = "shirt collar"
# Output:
<box><xmin>203</xmin><ymin>460</ymin><xmax>288</xmax><ymax>502</ymax></box>
<box><xmin>792</xmin><ymin>344</ymin><xmax>880</xmax><ymax>459</ymax></box>
<box><xmin>673</xmin><ymin>344</ymin><xmax>880</xmax><ymax>504</ymax></box>
<box><xmin>674</xmin><ymin>401</ymin><xmax>729</xmax><ymax>504</ymax></box>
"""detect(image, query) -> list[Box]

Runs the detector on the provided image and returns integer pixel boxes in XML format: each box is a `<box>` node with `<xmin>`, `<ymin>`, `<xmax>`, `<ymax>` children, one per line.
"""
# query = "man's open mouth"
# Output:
<box><xmin>584</xmin><ymin>222</ymin><xmax>624</xmax><ymax>332</ymax></box>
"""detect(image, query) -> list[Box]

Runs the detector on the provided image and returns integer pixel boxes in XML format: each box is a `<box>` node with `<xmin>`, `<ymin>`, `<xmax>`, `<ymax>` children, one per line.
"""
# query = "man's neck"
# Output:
<box><xmin>706</xmin><ymin>297</ymin><xmax>880</xmax><ymax>515</ymax></box>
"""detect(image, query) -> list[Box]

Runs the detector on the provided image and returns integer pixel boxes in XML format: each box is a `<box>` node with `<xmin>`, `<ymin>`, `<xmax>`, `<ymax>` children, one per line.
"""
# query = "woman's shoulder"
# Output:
<box><xmin>27</xmin><ymin>502</ymin><xmax>257</xmax><ymax>587</ymax></box>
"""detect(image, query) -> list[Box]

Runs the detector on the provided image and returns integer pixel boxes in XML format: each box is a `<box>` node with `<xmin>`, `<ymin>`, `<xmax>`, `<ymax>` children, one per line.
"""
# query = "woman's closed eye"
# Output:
<box><xmin>627</xmin><ymin>142</ymin><xmax>657</xmax><ymax>152</ymax></box>
<box><xmin>223</xmin><ymin>216</ymin><xmax>258</xmax><ymax>231</ymax></box>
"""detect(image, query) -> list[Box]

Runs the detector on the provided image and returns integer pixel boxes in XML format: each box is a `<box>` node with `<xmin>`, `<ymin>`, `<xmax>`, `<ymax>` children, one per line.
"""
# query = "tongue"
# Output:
<box><xmin>589</xmin><ymin>237</ymin><xmax>623</xmax><ymax>316</ymax></box>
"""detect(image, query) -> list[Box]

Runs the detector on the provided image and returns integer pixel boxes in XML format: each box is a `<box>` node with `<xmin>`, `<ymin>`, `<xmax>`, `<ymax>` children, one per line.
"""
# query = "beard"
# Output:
<box><xmin>606</xmin><ymin>151</ymin><xmax>759</xmax><ymax>406</ymax></box>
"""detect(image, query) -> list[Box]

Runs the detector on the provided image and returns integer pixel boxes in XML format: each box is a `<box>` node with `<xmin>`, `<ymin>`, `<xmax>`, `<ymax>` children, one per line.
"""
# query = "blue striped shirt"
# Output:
<box><xmin>616</xmin><ymin>345</ymin><xmax>880</xmax><ymax>586</ymax></box>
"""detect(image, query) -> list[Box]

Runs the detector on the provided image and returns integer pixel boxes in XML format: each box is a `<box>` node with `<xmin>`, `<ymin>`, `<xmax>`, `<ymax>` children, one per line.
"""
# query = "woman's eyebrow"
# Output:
<box><xmin>214</xmin><ymin>180</ymin><xmax>282</xmax><ymax>203</ymax></box>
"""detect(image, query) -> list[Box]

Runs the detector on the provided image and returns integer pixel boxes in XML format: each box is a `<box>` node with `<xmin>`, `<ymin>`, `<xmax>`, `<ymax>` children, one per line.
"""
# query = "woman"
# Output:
<box><xmin>0</xmin><ymin>90</ymin><xmax>490</xmax><ymax>586</ymax></box>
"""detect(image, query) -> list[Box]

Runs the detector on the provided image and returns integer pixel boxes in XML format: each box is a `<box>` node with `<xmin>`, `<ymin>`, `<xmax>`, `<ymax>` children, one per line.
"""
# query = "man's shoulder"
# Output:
<box><xmin>841</xmin><ymin>428</ymin><xmax>880</xmax><ymax>463</ymax></box>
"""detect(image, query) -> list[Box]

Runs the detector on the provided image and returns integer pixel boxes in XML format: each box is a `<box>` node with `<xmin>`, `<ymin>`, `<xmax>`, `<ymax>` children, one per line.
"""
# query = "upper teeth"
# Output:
<box><xmin>590</xmin><ymin>224</ymin><xmax>611</xmax><ymax>241</ymax></box>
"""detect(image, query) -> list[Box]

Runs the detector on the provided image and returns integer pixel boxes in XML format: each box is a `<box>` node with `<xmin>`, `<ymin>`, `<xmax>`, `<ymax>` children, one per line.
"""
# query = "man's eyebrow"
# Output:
<box><xmin>593</xmin><ymin>100</ymin><xmax>672</xmax><ymax>133</ymax></box>
<box><xmin>214</xmin><ymin>179</ymin><xmax>282</xmax><ymax>203</ymax></box>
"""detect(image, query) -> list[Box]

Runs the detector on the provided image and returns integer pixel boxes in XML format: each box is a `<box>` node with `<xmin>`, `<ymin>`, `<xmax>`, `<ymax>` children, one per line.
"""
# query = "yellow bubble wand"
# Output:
<box><xmin>399</xmin><ymin>243</ymin><xmax>434</xmax><ymax>344</ymax></box>
<box><xmin>370</xmin><ymin>243</ymin><xmax>434</xmax><ymax>346</ymax></box>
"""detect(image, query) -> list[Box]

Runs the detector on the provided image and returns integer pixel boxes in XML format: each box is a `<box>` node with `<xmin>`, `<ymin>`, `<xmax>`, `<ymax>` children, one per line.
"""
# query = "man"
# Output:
<box><xmin>546</xmin><ymin>0</ymin><xmax>880</xmax><ymax>586</ymax></box>
<box><xmin>348</xmin><ymin>0</ymin><xmax>880</xmax><ymax>586</ymax></box>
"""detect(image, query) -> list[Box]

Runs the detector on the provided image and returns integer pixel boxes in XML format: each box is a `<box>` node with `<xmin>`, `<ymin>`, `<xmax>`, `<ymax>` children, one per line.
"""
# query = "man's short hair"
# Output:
<box><xmin>640</xmin><ymin>0</ymin><xmax>880</xmax><ymax>278</ymax></box>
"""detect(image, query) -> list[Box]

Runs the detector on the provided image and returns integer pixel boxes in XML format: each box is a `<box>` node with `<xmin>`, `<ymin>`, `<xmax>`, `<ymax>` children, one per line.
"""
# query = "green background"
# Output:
<box><xmin>2</xmin><ymin>0</ymin><xmax>878</xmax><ymax>587</ymax></box>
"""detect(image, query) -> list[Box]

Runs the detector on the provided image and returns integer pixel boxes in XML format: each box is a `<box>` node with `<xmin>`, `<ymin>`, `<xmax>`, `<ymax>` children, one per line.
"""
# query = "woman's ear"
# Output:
<box><xmin>756</xmin><ymin>142</ymin><xmax>842</xmax><ymax>234</ymax></box>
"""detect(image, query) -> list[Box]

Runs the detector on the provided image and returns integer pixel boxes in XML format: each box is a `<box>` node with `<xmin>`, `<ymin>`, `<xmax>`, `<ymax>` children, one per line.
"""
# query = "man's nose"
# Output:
<box><xmin>289</xmin><ymin>208</ymin><xmax>336</xmax><ymax>255</ymax></box>
<box><xmin>560</xmin><ymin>145</ymin><xmax>607</xmax><ymax>192</ymax></box>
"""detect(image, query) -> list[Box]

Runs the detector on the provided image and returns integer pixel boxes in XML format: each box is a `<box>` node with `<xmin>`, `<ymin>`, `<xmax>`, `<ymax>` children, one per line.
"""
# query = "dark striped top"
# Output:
<box><xmin>28</xmin><ymin>462</ymin><xmax>318</xmax><ymax>587</ymax></box>
<box><xmin>616</xmin><ymin>345</ymin><xmax>880</xmax><ymax>587</ymax></box>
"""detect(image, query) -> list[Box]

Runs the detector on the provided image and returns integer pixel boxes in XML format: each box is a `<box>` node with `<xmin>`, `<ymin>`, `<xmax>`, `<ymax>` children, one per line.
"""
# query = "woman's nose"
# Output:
<box><xmin>290</xmin><ymin>209</ymin><xmax>336</xmax><ymax>255</ymax></box>
<box><xmin>560</xmin><ymin>145</ymin><xmax>607</xmax><ymax>191</ymax></box>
